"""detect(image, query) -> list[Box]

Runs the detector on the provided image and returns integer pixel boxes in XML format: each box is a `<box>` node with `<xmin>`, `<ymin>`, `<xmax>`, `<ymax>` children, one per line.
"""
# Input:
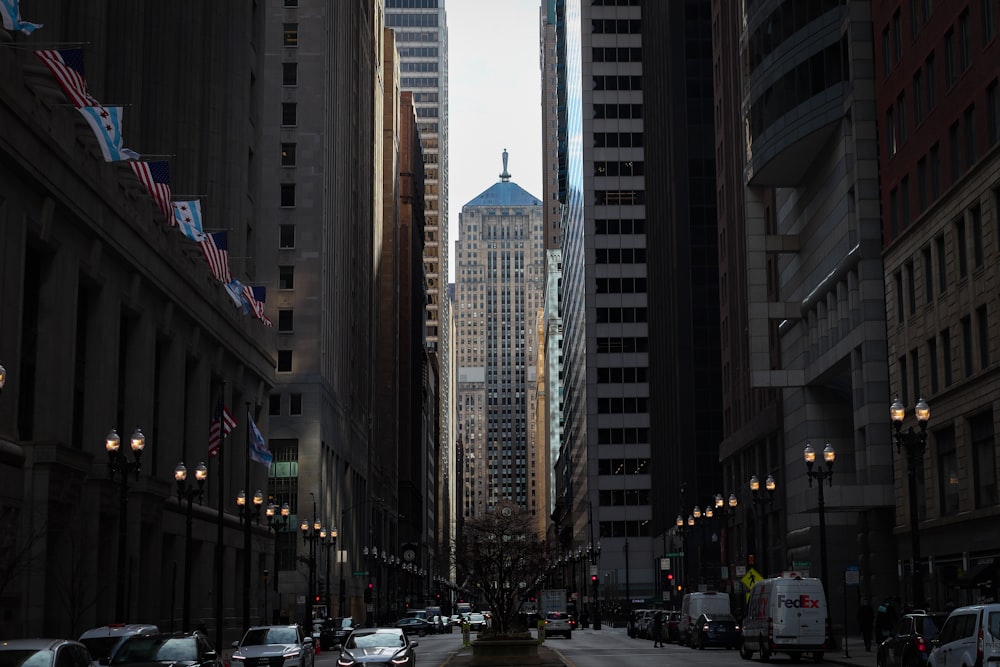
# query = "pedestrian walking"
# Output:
<box><xmin>652</xmin><ymin>609</ymin><xmax>664</xmax><ymax>647</ymax></box>
<box><xmin>858</xmin><ymin>598</ymin><xmax>875</xmax><ymax>651</ymax></box>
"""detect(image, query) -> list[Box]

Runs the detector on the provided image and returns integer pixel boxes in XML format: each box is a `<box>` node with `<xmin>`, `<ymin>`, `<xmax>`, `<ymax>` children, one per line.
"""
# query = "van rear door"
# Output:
<box><xmin>774</xmin><ymin>581</ymin><xmax>826</xmax><ymax>645</ymax></box>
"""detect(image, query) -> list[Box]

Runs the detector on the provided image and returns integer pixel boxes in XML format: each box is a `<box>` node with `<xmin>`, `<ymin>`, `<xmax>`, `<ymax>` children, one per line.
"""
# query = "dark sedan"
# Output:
<box><xmin>877</xmin><ymin>612</ymin><xmax>948</xmax><ymax>667</ymax></box>
<box><xmin>690</xmin><ymin>613</ymin><xmax>740</xmax><ymax>649</ymax></box>
<box><xmin>392</xmin><ymin>617</ymin><xmax>431</xmax><ymax>637</ymax></box>
<box><xmin>320</xmin><ymin>618</ymin><xmax>356</xmax><ymax>651</ymax></box>
<box><xmin>108</xmin><ymin>632</ymin><xmax>221</xmax><ymax>667</ymax></box>
<box><xmin>334</xmin><ymin>628</ymin><xmax>416</xmax><ymax>667</ymax></box>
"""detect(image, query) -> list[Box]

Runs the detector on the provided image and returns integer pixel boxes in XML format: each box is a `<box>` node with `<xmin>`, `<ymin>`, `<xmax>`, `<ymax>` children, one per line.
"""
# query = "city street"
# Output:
<box><xmin>313</xmin><ymin>626</ymin><xmax>880</xmax><ymax>667</ymax></box>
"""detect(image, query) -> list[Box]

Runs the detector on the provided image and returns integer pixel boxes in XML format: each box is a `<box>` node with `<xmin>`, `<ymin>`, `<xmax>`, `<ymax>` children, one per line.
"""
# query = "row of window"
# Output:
<box><xmin>592</xmin><ymin>19</ymin><xmax>641</xmax><ymax>34</ymax></box>
<box><xmin>269</xmin><ymin>392</ymin><xmax>303</xmax><ymax>415</ymax></box>
<box><xmin>596</xmin><ymin>336</ymin><xmax>648</xmax><ymax>353</ymax></box>
<box><xmin>596</xmin><ymin>190</ymin><xmax>645</xmax><ymax>205</ymax></box>
<box><xmin>596</xmin><ymin>277</ymin><xmax>647</xmax><ymax>293</ymax></box>
<box><xmin>599</xmin><ymin>489</ymin><xmax>650</xmax><ymax>507</ymax></box>
<box><xmin>883</xmin><ymin>2</ymin><xmax>996</xmax><ymax>78</ymax></box>
<box><xmin>596</xmin><ymin>306</ymin><xmax>647</xmax><ymax>323</ymax></box>
<box><xmin>386</xmin><ymin>13</ymin><xmax>439</xmax><ymax>27</ymax></box>
<box><xmin>593</xmin><ymin>75</ymin><xmax>642</xmax><ymax>91</ymax></box>
<box><xmin>896</xmin><ymin>306</ymin><xmax>990</xmax><ymax>402</ymax></box>
<box><xmin>744</xmin><ymin>0</ymin><xmax>843</xmax><ymax>77</ymax></box>
<box><xmin>597</xmin><ymin>397</ymin><xmax>649</xmax><ymax>414</ymax></box>
<box><xmin>594</xmin><ymin>104</ymin><xmax>643</xmax><ymax>120</ymax></box>
<box><xmin>597</xmin><ymin>366</ymin><xmax>648</xmax><ymax>384</ymax></box>
<box><xmin>592</xmin><ymin>47</ymin><xmax>642</xmax><ymax>62</ymax></box>
<box><xmin>599</xmin><ymin>521</ymin><xmax>651</xmax><ymax>538</ymax></box>
<box><xmin>397</xmin><ymin>47</ymin><xmax>438</xmax><ymax>58</ymax></box>
<box><xmin>595</xmin><ymin>247</ymin><xmax>646</xmax><ymax>263</ymax></box>
<box><xmin>595</xmin><ymin>218</ymin><xmax>645</xmax><ymax>235</ymax></box>
<box><xmin>386</xmin><ymin>0</ymin><xmax>441</xmax><ymax>7</ymax></box>
<box><xmin>597</xmin><ymin>426</ymin><xmax>649</xmax><ymax>444</ymax></box>
<box><xmin>593</xmin><ymin>132</ymin><xmax>644</xmax><ymax>148</ymax></box>
<box><xmin>402</xmin><ymin>76</ymin><xmax>439</xmax><ymax>88</ymax></box>
<box><xmin>597</xmin><ymin>458</ymin><xmax>649</xmax><ymax>475</ymax></box>
<box><xmin>401</xmin><ymin>61</ymin><xmax>438</xmax><ymax>73</ymax></box>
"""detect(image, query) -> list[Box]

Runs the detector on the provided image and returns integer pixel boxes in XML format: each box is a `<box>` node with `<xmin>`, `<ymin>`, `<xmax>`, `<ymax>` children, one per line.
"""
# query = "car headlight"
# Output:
<box><xmin>231</xmin><ymin>656</ymin><xmax>245</xmax><ymax>662</ymax></box>
<box><xmin>284</xmin><ymin>650</ymin><xmax>301</xmax><ymax>658</ymax></box>
<box><xmin>390</xmin><ymin>656</ymin><xmax>411</xmax><ymax>665</ymax></box>
<box><xmin>336</xmin><ymin>658</ymin><xmax>356</xmax><ymax>667</ymax></box>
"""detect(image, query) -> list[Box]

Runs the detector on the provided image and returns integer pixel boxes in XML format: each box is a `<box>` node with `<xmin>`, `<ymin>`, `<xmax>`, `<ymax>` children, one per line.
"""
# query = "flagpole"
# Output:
<box><xmin>215</xmin><ymin>383</ymin><xmax>227</xmax><ymax>652</ymax></box>
<box><xmin>243</xmin><ymin>402</ymin><xmax>252</xmax><ymax>633</ymax></box>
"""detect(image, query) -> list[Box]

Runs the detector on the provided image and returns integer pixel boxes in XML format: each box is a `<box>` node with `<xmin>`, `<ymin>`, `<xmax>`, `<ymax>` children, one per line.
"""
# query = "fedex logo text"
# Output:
<box><xmin>777</xmin><ymin>594</ymin><xmax>821</xmax><ymax>609</ymax></box>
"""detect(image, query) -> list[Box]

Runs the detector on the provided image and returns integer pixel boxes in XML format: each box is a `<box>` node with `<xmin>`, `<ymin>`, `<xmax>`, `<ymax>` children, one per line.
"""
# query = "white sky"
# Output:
<box><xmin>446</xmin><ymin>0</ymin><xmax>544</xmax><ymax>282</ymax></box>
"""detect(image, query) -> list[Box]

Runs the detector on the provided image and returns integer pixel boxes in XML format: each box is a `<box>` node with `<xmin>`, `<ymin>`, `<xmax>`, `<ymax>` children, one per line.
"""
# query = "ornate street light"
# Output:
<box><xmin>749</xmin><ymin>474</ymin><xmax>777</xmax><ymax>575</ymax></box>
<box><xmin>107</xmin><ymin>426</ymin><xmax>146</xmax><ymax>621</ymax></box>
<box><xmin>175</xmin><ymin>461</ymin><xmax>208</xmax><ymax>631</ymax></box>
<box><xmin>236</xmin><ymin>489</ymin><xmax>263</xmax><ymax>632</ymax></box>
<box><xmin>891</xmin><ymin>396</ymin><xmax>931</xmax><ymax>607</ymax></box>
<box><xmin>265</xmin><ymin>500</ymin><xmax>290</xmax><ymax>623</ymax></box>
<box><xmin>804</xmin><ymin>442</ymin><xmax>835</xmax><ymax>594</ymax></box>
<box><xmin>300</xmin><ymin>497</ymin><xmax>324</xmax><ymax>624</ymax></box>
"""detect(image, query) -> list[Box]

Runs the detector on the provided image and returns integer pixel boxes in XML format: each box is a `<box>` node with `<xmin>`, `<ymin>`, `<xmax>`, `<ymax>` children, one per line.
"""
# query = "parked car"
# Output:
<box><xmin>928</xmin><ymin>603</ymin><xmax>1000</xmax><ymax>667</ymax></box>
<box><xmin>319</xmin><ymin>617</ymin><xmax>356</xmax><ymax>651</ymax></box>
<box><xmin>450</xmin><ymin>614</ymin><xmax>464</xmax><ymax>627</ymax></box>
<box><xmin>690</xmin><ymin>612</ymin><xmax>740</xmax><ymax>649</ymax></box>
<box><xmin>543</xmin><ymin>611</ymin><xmax>575</xmax><ymax>639</ymax></box>
<box><xmin>334</xmin><ymin>628</ymin><xmax>417</xmax><ymax>667</ymax></box>
<box><xmin>79</xmin><ymin>624</ymin><xmax>160</xmax><ymax>667</ymax></box>
<box><xmin>679</xmin><ymin>592</ymin><xmax>732</xmax><ymax>645</ymax></box>
<box><xmin>466</xmin><ymin>613</ymin><xmax>487</xmax><ymax>631</ymax></box>
<box><xmin>0</xmin><ymin>639</ymin><xmax>92</xmax><ymax>667</ymax></box>
<box><xmin>230</xmin><ymin>624</ymin><xmax>314</xmax><ymax>667</ymax></box>
<box><xmin>629</xmin><ymin>609</ymin><xmax>653</xmax><ymax>638</ymax></box>
<box><xmin>393</xmin><ymin>617</ymin><xmax>432</xmax><ymax>637</ymax></box>
<box><xmin>109</xmin><ymin>632</ymin><xmax>220</xmax><ymax>667</ymax></box>
<box><xmin>430</xmin><ymin>615</ymin><xmax>452</xmax><ymax>634</ymax></box>
<box><xmin>665</xmin><ymin>611</ymin><xmax>682</xmax><ymax>643</ymax></box>
<box><xmin>877</xmin><ymin>612</ymin><xmax>948</xmax><ymax>667</ymax></box>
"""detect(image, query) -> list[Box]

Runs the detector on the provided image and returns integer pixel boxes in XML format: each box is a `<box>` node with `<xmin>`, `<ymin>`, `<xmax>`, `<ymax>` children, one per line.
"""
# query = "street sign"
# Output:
<box><xmin>353</xmin><ymin>571</ymin><xmax>368</xmax><ymax>576</ymax></box>
<box><xmin>845</xmin><ymin>565</ymin><xmax>860</xmax><ymax>586</ymax></box>
<box><xmin>665</xmin><ymin>551</ymin><xmax>682</xmax><ymax>557</ymax></box>
<box><xmin>741</xmin><ymin>567</ymin><xmax>763</xmax><ymax>589</ymax></box>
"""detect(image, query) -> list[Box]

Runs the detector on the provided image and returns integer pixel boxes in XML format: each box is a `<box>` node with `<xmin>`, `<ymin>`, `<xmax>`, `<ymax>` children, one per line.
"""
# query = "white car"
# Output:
<box><xmin>230</xmin><ymin>625</ymin><xmax>314</xmax><ymax>667</ymax></box>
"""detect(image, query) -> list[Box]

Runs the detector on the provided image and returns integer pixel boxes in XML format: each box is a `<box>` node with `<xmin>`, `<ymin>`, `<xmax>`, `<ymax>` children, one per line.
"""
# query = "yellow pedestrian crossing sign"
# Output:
<box><xmin>741</xmin><ymin>567</ymin><xmax>763</xmax><ymax>589</ymax></box>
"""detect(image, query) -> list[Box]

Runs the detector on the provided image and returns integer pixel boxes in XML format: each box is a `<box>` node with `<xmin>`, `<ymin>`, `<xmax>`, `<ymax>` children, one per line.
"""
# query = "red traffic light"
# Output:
<box><xmin>367</xmin><ymin>582</ymin><xmax>374</xmax><ymax>590</ymax></box>
<box><xmin>591</xmin><ymin>575</ymin><xmax>598</xmax><ymax>583</ymax></box>
<box><xmin>314</xmin><ymin>595</ymin><xmax>320</xmax><ymax>602</ymax></box>
<box><xmin>667</xmin><ymin>573</ymin><xmax>674</xmax><ymax>581</ymax></box>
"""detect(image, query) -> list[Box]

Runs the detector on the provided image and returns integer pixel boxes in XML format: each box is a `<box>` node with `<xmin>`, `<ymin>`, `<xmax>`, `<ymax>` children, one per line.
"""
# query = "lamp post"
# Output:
<box><xmin>237</xmin><ymin>489</ymin><xmax>264</xmax><ymax>632</ymax></box>
<box><xmin>804</xmin><ymin>442</ymin><xmax>835</xmax><ymax>594</ymax></box>
<box><xmin>106</xmin><ymin>427</ymin><xmax>146</xmax><ymax>622</ymax></box>
<box><xmin>300</xmin><ymin>498</ymin><xmax>323</xmax><ymax>624</ymax></box>
<box><xmin>363</xmin><ymin>545</ymin><xmax>379</xmax><ymax>625</ymax></box>
<box><xmin>750</xmin><ymin>474</ymin><xmax>777</xmax><ymax>575</ymax></box>
<box><xmin>265</xmin><ymin>501</ymin><xmax>290</xmax><ymax>623</ymax></box>
<box><xmin>891</xmin><ymin>396</ymin><xmax>931</xmax><ymax>607</ymax></box>
<box><xmin>175</xmin><ymin>461</ymin><xmax>208</xmax><ymax>631</ymax></box>
<box><xmin>319</xmin><ymin>526</ymin><xmax>337</xmax><ymax>615</ymax></box>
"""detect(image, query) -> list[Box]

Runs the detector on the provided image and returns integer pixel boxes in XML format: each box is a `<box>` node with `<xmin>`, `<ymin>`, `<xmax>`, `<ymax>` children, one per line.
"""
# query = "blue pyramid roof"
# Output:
<box><xmin>465</xmin><ymin>180</ymin><xmax>542</xmax><ymax>208</ymax></box>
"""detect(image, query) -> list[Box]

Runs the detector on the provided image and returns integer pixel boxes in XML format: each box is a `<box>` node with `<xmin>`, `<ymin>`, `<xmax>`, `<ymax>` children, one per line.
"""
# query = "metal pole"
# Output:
<box><xmin>116</xmin><ymin>474</ymin><xmax>128</xmax><ymax>621</ymax></box>
<box><xmin>242</xmin><ymin>404</ymin><xmax>252</xmax><ymax>633</ymax></box>
<box><xmin>906</xmin><ymin>443</ymin><xmax>925</xmax><ymax>607</ymax></box>
<box><xmin>818</xmin><ymin>478</ymin><xmax>829</xmax><ymax>596</ymax></box>
<box><xmin>215</xmin><ymin>383</ymin><xmax>227</xmax><ymax>653</ymax></box>
<box><xmin>183</xmin><ymin>495</ymin><xmax>194</xmax><ymax>631</ymax></box>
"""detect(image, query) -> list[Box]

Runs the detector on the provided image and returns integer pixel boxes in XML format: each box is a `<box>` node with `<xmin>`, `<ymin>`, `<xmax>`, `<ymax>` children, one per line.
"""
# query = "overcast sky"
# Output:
<box><xmin>446</xmin><ymin>0</ymin><xmax>544</xmax><ymax>282</ymax></box>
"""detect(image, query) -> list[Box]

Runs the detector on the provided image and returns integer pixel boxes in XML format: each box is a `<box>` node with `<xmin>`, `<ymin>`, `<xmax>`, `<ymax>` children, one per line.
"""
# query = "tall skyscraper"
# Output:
<box><xmin>454</xmin><ymin>152</ymin><xmax>546</xmax><ymax>521</ymax></box>
<box><xmin>384</xmin><ymin>0</ymin><xmax>452</xmax><ymax>574</ymax></box>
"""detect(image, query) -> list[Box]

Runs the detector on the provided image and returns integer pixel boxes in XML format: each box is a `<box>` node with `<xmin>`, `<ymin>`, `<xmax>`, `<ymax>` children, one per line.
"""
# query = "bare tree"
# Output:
<box><xmin>52</xmin><ymin>523</ymin><xmax>102</xmax><ymax>636</ymax></box>
<box><xmin>454</xmin><ymin>506</ymin><xmax>548</xmax><ymax>637</ymax></box>
<box><xmin>0</xmin><ymin>505</ymin><xmax>47</xmax><ymax>600</ymax></box>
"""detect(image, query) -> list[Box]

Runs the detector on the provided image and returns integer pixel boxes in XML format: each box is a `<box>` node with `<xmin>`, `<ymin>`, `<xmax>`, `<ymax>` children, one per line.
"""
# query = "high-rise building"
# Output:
<box><xmin>261</xmin><ymin>0</ymin><xmax>390</xmax><ymax>621</ymax></box>
<box><xmin>454</xmin><ymin>152</ymin><xmax>546</xmax><ymax>522</ymax></box>
<box><xmin>540</xmin><ymin>0</ymin><xmax>563</xmax><ymax>252</ymax></box>
<box><xmin>555</xmin><ymin>0</ymin><xmax>661</xmax><ymax>603</ymax></box>
<box><xmin>384</xmin><ymin>0</ymin><xmax>451</xmax><ymax>587</ymax></box>
<box><xmin>876</xmin><ymin>0</ymin><xmax>1000</xmax><ymax>602</ymax></box>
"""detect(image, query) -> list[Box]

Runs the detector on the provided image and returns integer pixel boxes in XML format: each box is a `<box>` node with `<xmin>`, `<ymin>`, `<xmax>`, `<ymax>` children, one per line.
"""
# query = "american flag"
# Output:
<box><xmin>208</xmin><ymin>399</ymin><xmax>237</xmax><ymax>458</ymax></box>
<box><xmin>199</xmin><ymin>232</ymin><xmax>232</xmax><ymax>284</ymax></box>
<box><xmin>130</xmin><ymin>161</ymin><xmax>172</xmax><ymax>223</ymax></box>
<box><xmin>34</xmin><ymin>49</ymin><xmax>99</xmax><ymax>107</ymax></box>
<box><xmin>242</xmin><ymin>285</ymin><xmax>273</xmax><ymax>327</ymax></box>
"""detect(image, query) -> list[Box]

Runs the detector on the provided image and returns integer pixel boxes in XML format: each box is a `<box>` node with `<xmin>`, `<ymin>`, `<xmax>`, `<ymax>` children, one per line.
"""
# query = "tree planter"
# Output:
<box><xmin>471</xmin><ymin>638</ymin><xmax>541</xmax><ymax>666</ymax></box>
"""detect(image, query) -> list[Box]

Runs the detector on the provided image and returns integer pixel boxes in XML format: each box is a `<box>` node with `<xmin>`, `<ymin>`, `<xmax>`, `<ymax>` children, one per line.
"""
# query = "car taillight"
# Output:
<box><xmin>977</xmin><ymin>622</ymin><xmax>984</xmax><ymax>667</ymax></box>
<box><xmin>915</xmin><ymin>637</ymin><xmax>927</xmax><ymax>653</ymax></box>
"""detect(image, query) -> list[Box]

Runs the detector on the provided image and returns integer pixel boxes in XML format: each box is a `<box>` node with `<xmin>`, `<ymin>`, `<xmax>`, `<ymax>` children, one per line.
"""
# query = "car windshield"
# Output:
<box><xmin>241</xmin><ymin>629</ymin><xmax>298</xmax><ymax>646</ymax></box>
<box><xmin>80</xmin><ymin>638</ymin><xmax>121</xmax><ymax>661</ymax></box>
<box><xmin>112</xmin><ymin>638</ymin><xmax>196</xmax><ymax>664</ymax></box>
<box><xmin>346</xmin><ymin>633</ymin><xmax>404</xmax><ymax>649</ymax></box>
<box><xmin>0</xmin><ymin>649</ymin><xmax>53</xmax><ymax>667</ymax></box>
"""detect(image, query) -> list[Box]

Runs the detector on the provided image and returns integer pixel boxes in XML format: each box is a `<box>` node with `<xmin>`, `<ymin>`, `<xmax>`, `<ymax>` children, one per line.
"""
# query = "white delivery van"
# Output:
<box><xmin>739</xmin><ymin>574</ymin><xmax>829</xmax><ymax>662</ymax></box>
<box><xmin>679</xmin><ymin>591</ymin><xmax>732</xmax><ymax>645</ymax></box>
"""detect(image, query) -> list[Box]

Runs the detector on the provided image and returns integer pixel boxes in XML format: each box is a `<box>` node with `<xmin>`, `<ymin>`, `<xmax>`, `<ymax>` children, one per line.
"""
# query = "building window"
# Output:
<box><xmin>279</xmin><ymin>224</ymin><xmax>295</xmax><ymax>248</ymax></box>
<box><xmin>971</xmin><ymin>204</ymin><xmax>984</xmax><ymax>267</ymax></box>
<box><xmin>976</xmin><ymin>304</ymin><xmax>990</xmax><ymax>369</ymax></box>
<box><xmin>280</xmin><ymin>183</ymin><xmax>295</xmax><ymax>207</ymax></box>
<box><xmin>949</xmin><ymin>122</ymin><xmax>961</xmax><ymax>182</ymax></box>
<box><xmin>894</xmin><ymin>10</ymin><xmax>903</xmax><ymax>61</ymax></box>
<box><xmin>277</xmin><ymin>350</ymin><xmax>292</xmax><ymax>373</ymax></box>
<box><xmin>959</xmin><ymin>10</ymin><xmax>971</xmax><ymax>71</ymax></box>
<box><xmin>897</xmin><ymin>94</ymin><xmax>907</xmax><ymax>144</ymax></box>
<box><xmin>901</xmin><ymin>176</ymin><xmax>911</xmax><ymax>227</ymax></box>
<box><xmin>284</xmin><ymin>0</ymin><xmax>298</xmax><ymax>6</ymax></box>
<box><xmin>923</xmin><ymin>245</ymin><xmax>934</xmax><ymax>303</ymax></box>
<box><xmin>282</xmin><ymin>62</ymin><xmax>297</xmax><ymax>86</ymax></box>
<box><xmin>882</xmin><ymin>27</ymin><xmax>892</xmax><ymax>76</ymax></box>
<box><xmin>281</xmin><ymin>143</ymin><xmax>296</xmax><ymax>166</ymax></box>
<box><xmin>972</xmin><ymin>411</ymin><xmax>997</xmax><ymax>508</ymax></box>
<box><xmin>887</xmin><ymin>109</ymin><xmax>897</xmax><ymax>158</ymax></box>
<box><xmin>911</xmin><ymin>0</ymin><xmax>920</xmax><ymax>37</ymax></box>
<box><xmin>282</xmin><ymin>103</ymin><xmax>297</xmax><ymax>127</ymax></box>
<box><xmin>279</xmin><ymin>265</ymin><xmax>294</xmax><ymax>289</ymax></box>
<box><xmin>942</xmin><ymin>327</ymin><xmax>954</xmax><ymax>385</ymax></box>
<box><xmin>988</xmin><ymin>81</ymin><xmax>999</xmax><ymax>145</ymax></box>
<box><xmin>935</xmin><ymin>233</ymin><xmax>948</xmax><ymax>294</ymax></box>
<box><xmin>890</xmin><ymin>188</ymin><xmax>899</xmax><ymax>236</ymax></box>
<box><xmin>906</xmin><ymin>260</ymin><xmax>917</xmax><ymax>317</ymax></box>
<box><xmin>962</xmin><ymin>315</ymin><xmax>973</xmax><ymax>377</ymax></box>
<box><xmin>925</xmin><ymin>52</ymin><xmax>936</xmax><ymax>109</ymax></box>
<box><xmin>928</xmin><ymin>336</ymin><xmax>939</xmax><ymax>393</ymax></box>
<box><xmin>917</xmin><ymin>157</ymin><xmax>928</xmax><ymax>210</ymax></box>
<box><xmin>278</xmin><ymin>309</ymin><xmax>293</xmax><ymax>332</ymax></box>
<box><xmin>937</xmin><ymin>426</ymin><xmax>960</xmax><ymax>515</ymax></box>
<box><xmin>269</xmin><ymin>394</ymin><xmax>281</xmax><ymax>416</ymax></box>
<box><xmin>930</xmin><ymin>143</ymin><xmax>941</xmax><ymax>198</ymax></box>
<box><xmin>290</xmin><ymin>393</ymin><xmax>303</xmax><ymax>415</ymax></box>
<box><xmin>964</xmin><ymin>105</ymin><xmax>977</xmax><ymax>167</ymax></box>
<box><xmin>910</xmin><ymin>348</ymin><xmax>921</xmax><ymax>398</ymax></box>
<box><xmin>913</xmin><ymin>70</ymin><xmax>924</xmax><ymax>124</ymax></box>
<box><xmin>956</xmin><ymin>216</ymin><xmax>968</xmax><ymax>278</ymax></box>
<box><xmin>945</xmin><ymin>28</ymin><xmax>955</xmax><ymax>86</ymax></box>
<box><xmin>283</xmin><ymin>23</ymin><xmax>298</xmax><ymax>47</ymax></box>
<box><xmin>985</xmin><ymin>0</ymin><xmax>998</xmax><ymax>43</ymax></box>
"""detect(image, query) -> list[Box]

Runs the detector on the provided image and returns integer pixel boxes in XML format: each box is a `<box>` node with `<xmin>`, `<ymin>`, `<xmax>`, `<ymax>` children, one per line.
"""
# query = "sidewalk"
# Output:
<box><xmin>823</xmin><ymin>635</ymin><xmax>878</xmax><ymax>667</ymax></box>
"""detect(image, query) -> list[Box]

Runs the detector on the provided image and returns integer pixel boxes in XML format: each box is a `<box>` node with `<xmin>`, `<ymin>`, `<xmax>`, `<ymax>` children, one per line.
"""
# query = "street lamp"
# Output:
<box><xmin>106</xmin><ymin>426</ymin><xmax>146</xmax><ymax>622</ymax></box>
<box><xmin>804</xmin><ymin>441</ymin><xmax>835</xmax><ymax>594</ymax></box>
<box><xmin>237</xmin><ymin>489</ymin><xmax>264</xmax><ymax>632</ymax></box>
<box><xmin>175</xmin><ymin>460</ymin><xmax>208</xmax><ymax>631</ymax></box>
<box><xmin>300</xmin><ymin>500</ymin><xmax>323</xmax><ymax>624</ymax></box>
<box><xmin>891</xmin><ymin>396</ymin><xmax>931</xmax><ymax>607</ymax></box>
<box><xmin>750</xmin><ymin>474</ymin><xmax>777</xmax><ymax>575</ymax></box>
<box><xmin>363</xmin><ymin>545</ymin><xmax>379</xmax><ymax>626</ymax></box>
<box><xmin>265</xmin><ymin>501</ymin><xmax>290</xmax><ymax>623</ymax></box>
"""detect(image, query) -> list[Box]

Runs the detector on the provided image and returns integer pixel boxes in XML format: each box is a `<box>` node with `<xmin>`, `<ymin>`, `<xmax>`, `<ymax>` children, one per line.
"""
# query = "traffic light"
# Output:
<box><xmin>591</xmin><ymin>575</ymin><xmax>598</xmax><ymax>583</ymax></box>
<box><xmin>749</xmin><ymin>554</ymin><xmax>755</xmax><ymax>567</ymax></box>
<box><xmin>364</xmin><ymin>582</ymin><xmax>373</xmax><ymax>602</ymax></box>
<box><xmin>667</xmin><ymin>573</ymin><xmax>674</xmax><ymax>582</ymax></box>
<box><xmin>314</xmin><ymin>595</ymin><xmax>320</xmax><ymax>602</ymax></box>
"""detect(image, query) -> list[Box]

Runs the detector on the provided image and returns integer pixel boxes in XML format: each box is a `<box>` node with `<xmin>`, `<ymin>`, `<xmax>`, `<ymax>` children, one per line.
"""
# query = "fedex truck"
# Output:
<box><xmin>739</xmin><ymin>574</ymin><xmax>829</xmax><ymax>663</ymax></box>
